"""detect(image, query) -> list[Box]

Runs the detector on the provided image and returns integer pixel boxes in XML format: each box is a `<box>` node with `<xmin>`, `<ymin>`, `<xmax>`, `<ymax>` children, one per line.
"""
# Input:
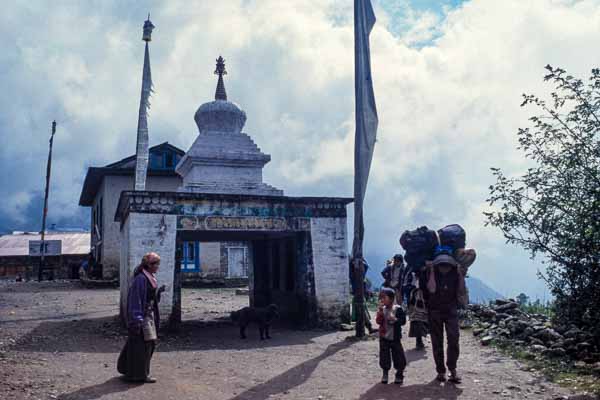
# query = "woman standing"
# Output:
<box><xmin>118</xmin><ymin>252</ymin><xmax>165</xmax><ymax>383</ymax></box>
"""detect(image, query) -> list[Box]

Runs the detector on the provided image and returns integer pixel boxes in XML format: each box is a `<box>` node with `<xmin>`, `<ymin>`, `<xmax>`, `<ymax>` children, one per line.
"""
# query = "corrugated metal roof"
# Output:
<box><xmin>0</xmin><ymin>232</ymin><xmax>90</xmax><ymax>257</ymax></box>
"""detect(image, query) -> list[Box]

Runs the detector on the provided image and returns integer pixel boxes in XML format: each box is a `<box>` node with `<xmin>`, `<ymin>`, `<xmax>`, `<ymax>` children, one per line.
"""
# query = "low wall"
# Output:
<box><xmin>0</xmin><ymin>255</ymin><xmax>87</xmax><ymax>279</ymax></box>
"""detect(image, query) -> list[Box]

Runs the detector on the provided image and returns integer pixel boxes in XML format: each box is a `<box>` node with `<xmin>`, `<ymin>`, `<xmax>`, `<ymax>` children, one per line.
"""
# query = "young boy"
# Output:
<box><xmin>375</xmin><ymin>287</ymin><xmax>407</xmax><ymax>384</ymax></box>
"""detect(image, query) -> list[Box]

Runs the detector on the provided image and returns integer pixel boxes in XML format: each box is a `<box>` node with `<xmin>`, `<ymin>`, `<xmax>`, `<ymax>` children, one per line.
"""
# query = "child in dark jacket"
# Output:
<box><xmin>376</xmin><ymin>287</ymin><xmax>407</xmax><ymax>384</ymax></box>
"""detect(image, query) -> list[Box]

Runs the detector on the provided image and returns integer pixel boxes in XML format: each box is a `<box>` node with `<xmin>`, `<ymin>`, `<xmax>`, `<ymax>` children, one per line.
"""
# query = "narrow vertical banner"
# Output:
<box><xmin>352</xmin><ymin>0</ymin><xmax>378</xmax><ymax>337</ymax></box>
<box><xmin>134</xmin><ymin>16</ymin><xmax>155</xmax><ymax>191</ymax></box>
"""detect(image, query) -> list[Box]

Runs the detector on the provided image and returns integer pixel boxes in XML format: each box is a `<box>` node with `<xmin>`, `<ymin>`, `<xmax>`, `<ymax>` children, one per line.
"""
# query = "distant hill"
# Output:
<box><xmin>465</xmin><ymin>276</ymin><xmax>504</xmax><ymax>304</ymax></box>
<box><xmin>365</xmin><ymin>264</ymin><xmax>503</xmax><ymax>305</ymax></box>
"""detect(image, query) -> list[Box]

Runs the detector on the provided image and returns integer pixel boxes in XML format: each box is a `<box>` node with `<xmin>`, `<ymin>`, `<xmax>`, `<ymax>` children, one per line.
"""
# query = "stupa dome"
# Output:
<box><xmin>194</xmin><ymin>99</ymin><xmax>247</xmax><ymax>134</ymax></box>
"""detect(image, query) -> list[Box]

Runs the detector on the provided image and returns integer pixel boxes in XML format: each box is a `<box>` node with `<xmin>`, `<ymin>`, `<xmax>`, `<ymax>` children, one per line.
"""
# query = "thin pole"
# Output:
<box><xmin>38</xmin><ymin>120</ymin><xmax>56</xmax><ymax>281</ymax></box>
<box><xmin>354</xmin><ymin>258</ymin><xmax>366</xmax><ymax>337</ymax></box>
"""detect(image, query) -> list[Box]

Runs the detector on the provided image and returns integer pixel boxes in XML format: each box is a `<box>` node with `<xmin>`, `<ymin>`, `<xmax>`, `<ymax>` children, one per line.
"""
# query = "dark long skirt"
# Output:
<box><xmin>117</xmin><ymin>335</ymin><xmax>156</xmax><ymax>381</ymax></box>
<box><xmin>408</xmin><ymin>320</ymin><xmax>429</xmax><ymax>338</ymax></box>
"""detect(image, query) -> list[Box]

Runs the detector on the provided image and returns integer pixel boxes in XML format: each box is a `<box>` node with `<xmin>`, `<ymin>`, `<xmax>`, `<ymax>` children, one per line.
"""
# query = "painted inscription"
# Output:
<box><xmin>207</xmin><ymin>216</ymin><xmax>287</xmax><ymax>230</ymax></box>
<box><xmin>177</xmin><ymin>216</ymin><xmax>310</xmax><ymax>231</ymax></box>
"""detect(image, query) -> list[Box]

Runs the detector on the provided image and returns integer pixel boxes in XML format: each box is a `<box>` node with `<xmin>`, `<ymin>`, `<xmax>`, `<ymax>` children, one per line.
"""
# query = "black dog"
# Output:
<box><xmin>231</xmin><ymin>304</ymin><xmax>279</xmax><ymax>340</ymax></box>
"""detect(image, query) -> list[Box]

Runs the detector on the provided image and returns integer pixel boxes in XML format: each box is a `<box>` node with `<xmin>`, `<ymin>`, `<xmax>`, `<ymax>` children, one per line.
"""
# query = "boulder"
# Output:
<box><xmin>521</xmin><ymin>327</ymin><xmax>535</xmax><ymax>338</ymax></box>
<box><xmin>530</xmin><ymin>344</ymin><xmax>547</xmax><ymax>353</ymax></box>
<box><xmin>479</xmin><ymin>309</ymin><xmax>497</xmax><ymax>320</ymax></box>
<box><xmin>494</xmin><ymin>302</ymin><xmax>519</xmax><ymax>313</ymax></box>
<box><xmin>542</xmin><ymin>347</ymin><xmax>566</xmax><ymax>358</ymax></box>
<box><xmin>498</xmin><ymin>329</ymin><xmax>511</xmax><ymax>338</ymax></box>
<box><xmin>534</xmin><ymin>328</ymin><xmax>563</xmax><ymax>344</ymax></box>
<box><xmin>576</xmin><ymin>342</ymin><xmax>592</xmax><ymax>353</ymax></box>
<box><xmin>459</xmin><ymin>320</ymin><xmax>473</xmax><ymax>329</ymax></box>
<box><xmin>473</xmin><ymin>328</ymin><xmax>485</xmax><ymax>337</ymax></box>
<box><xmin>508</xmin><ymin>320</ymin><xmax>529</xmax><ymax>335</ymax></box>
<box><xmin>530</xmin><ymin>338</ymin><xmax>546</xmax><ymax>347</ymax></box>
<box><xmin>467</xmin><ymin>304</ymin><xmax>482</xmax><ymax>312</ymax></box>
<box><xmin>481</xmin><ymin>336</ymin><xmax>494</xmax><ymax>346</ymax></box>
<box><xmin>563</xmin><ymin>337</ymin><xmax>577</xmax><ymax>348</ymax></box>
<box><xmin>564</xmin><ymin>328</ymin><xmax>581</xmax><ymax>339</ymax></box>
<box><xmin>551</xmin><ymin>341</ymin><xmax>565</xmax><ymax>350</ymax></box>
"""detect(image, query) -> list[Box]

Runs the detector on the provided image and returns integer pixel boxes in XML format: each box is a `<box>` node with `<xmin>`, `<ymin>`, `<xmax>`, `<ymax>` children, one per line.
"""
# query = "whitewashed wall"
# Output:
<box><xmin>119</xmin><ymin>213</ymin><xmax>177</xmax><ymax>321</ymax></box>
<box><xmin>101</xmin><ymin>175</ymin><xmax>181</xmax><ymax>278</ymax></box>
<box><xmin>310</xmin><ymin>217</ymin><xmax>350</xmax><ymax>324</ymax></box>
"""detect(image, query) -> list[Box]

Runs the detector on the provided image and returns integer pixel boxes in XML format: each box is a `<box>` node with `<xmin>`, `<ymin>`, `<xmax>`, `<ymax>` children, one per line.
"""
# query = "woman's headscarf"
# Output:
<box><xmin>134</xmin><ymin>252</ymin><xmax>160</xmax><ymax>288</ymax></box>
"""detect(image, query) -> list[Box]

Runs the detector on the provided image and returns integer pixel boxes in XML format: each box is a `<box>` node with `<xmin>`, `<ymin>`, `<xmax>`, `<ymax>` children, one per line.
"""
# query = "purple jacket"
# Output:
<box><xmin>127</xmin><ymin>273</ymin><xmax>160</xmax><ymax>330</ymax></box>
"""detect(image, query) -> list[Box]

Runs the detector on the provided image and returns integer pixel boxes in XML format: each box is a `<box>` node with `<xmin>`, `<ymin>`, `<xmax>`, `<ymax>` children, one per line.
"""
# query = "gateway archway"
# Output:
<box><xmin>116</xmin><ymin>191</ymin><xmax>352</xmax><ymax>329</ymax></box>
<box><xmin>176</xmin><ymin>229</ymin><xmax>311</xmax><ymax>326</ymax></box>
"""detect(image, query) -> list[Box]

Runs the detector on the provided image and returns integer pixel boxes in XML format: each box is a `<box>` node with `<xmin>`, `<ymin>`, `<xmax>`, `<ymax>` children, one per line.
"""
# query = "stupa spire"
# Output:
<box><xmin>214</xmin><ymin>56</ymin><xmax>227</xmax><ymax>101</ymax></box>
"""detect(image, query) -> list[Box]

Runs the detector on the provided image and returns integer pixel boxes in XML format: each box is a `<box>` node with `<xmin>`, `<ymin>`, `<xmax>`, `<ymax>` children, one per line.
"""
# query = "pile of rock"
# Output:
<box><xmin>465</xmin><ymin>299</ymin><xmax>599</xmax><ymax>363</ymax></box>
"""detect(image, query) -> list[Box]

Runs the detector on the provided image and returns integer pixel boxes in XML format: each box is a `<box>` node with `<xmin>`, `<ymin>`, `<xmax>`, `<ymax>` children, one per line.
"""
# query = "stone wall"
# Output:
<box><xmin>101</xmin><ymin>175</ymin><xmax>181</xmax><ymax>279</ymax></box>
<box><xmin>467</xmin><ymin>300</ymin><xmax>600</xmax><ymax>363</ymax></box>
<box><xmin>0</xmin><ymin>255</ymin><xmax>86</xmax><ymax>280</ymax></box>
<box><xmin>309</xmin><ymin>217</ymin><xmax>350</xmax><ymax>326</ymax></box>
<box><xmin>119</xmin><ymin>213</ymin><xmax>177</xmax><ymax>321</ymax></box>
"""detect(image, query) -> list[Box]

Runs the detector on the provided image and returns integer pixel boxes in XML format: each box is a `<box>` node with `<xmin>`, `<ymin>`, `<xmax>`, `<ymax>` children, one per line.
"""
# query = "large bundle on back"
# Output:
<box><xmin>399</xmin><ymin>226</ymin><xmax>438</xmax><ymax>272</ymax></box>
<box><xmin>437</xmin><ymin>224</ymin><xmax>466</xmax><ymax>252</ymax></box>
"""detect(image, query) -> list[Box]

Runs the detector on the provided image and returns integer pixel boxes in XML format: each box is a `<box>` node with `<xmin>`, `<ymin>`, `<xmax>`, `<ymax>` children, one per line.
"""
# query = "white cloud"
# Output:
<box><xmin>0</xmin><ymin>0</ymin><xmax>599</xmax><ymax>297</ymax></box>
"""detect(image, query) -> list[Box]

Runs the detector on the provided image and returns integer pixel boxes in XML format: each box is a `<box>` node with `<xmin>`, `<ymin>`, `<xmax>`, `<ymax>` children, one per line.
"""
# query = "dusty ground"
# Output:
<box><xmin>0</xmin><ymin>281</ymin><xmax>578</xmax><ymax>400</ymax></box>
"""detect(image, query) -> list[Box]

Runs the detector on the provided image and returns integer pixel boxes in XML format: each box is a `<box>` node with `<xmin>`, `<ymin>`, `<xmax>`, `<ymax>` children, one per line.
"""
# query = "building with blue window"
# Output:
<box><xmin>79</xmin><ymin>142</ymin><xmax>250</xmax><ymax>281</ymax></box>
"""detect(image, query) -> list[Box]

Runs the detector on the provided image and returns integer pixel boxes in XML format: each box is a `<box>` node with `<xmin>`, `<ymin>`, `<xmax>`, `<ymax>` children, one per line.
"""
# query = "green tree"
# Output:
<box><xmin>485</xmin><ymin>65</ymin><xmax>600</xmax><ymax>345</ymax></box>
<box><xmin>516</xmin><ymin>293</ymin><xmax>529</xmax><ymax>307</ymax></box>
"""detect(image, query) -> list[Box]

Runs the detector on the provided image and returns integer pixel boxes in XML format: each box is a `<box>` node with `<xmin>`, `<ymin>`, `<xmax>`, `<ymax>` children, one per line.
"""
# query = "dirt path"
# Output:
<box><xmin>0</xmin><ymin>281</ymin><xmax>575</xmax><ymax>400</ymax></box>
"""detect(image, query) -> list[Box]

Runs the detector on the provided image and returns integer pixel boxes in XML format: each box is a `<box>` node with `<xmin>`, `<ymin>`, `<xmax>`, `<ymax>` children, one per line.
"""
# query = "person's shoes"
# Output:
<box><xmin>144</xmin><ymin>377</ymin><xmax>157</xmax><ymax>383</ymax></box>
<box><xmin>381</xmin><ymin>371</ymin><xmax>389</xmax><ymax>384</ymax></box>
<box><xmin>436</xmin><ymin>373</ymin><xmax>447</xmax><ymax>382</ymax></box>
<box><xmin>394</xmin><ymin>372</ymin><xmax>404</xmax><ymax>385</ymax></box>
<box><xmin>448</xmin><ymin>370</ymin><xmax>462</xmax><ymax>383</ymax></box>
<box><xmin>367</xmin><ymin>326</ymin><xmax>378</xmax><ymax>334</ymax></box>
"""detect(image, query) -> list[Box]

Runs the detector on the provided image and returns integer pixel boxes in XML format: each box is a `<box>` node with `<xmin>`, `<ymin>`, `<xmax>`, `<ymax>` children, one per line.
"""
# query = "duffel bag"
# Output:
<box><xmin>437</xmin><ymin>224</ymin><xmax>466</xmax><ymax>250</ymax></box>
<box><xmin>399</xmin><ymin>226</ymin><xmax>438</xmax><ymax>253</ymax></box>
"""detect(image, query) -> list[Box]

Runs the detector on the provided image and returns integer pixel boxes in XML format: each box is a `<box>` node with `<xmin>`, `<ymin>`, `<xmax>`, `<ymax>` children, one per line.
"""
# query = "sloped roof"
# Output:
<box><xmin>79</xmin><ymin>142</ymin><xmax>185</xmax><ymax>206</ymax></box>
<box><xmin>0</xmin><ymin>232</ymin><xmax>90</xmax><ymax>257</ymax></box>
<box><xmin>105</xmin><ymin>142</ymin><xmax>185</xmax><ymax>169</ymax></box>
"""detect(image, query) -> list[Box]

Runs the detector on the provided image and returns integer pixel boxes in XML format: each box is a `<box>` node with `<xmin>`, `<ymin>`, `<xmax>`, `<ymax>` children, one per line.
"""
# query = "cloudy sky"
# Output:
<box><xmin>1</xmin><ymin>0</ymin><xmax>599</xmax><ymax>298</ymax></box>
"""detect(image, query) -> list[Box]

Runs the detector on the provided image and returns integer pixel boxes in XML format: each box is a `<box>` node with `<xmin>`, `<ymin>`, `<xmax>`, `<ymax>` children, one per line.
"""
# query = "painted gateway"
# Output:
<box><xmin>116</xmin><ymin>52</ymin><xmax>353</xmax><ymax>328</ymax></box>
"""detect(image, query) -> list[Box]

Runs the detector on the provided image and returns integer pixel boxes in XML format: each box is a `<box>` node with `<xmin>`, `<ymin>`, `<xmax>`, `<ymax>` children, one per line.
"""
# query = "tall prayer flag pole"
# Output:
<box><xmin>134</xmin><ymin>15</ymin><xmax>154</xmax><ymax>191</ymax></box>
<box><xmin>352</xmin><ymin>0</ymin><xmax>378</xmax><ymax>337</ymax></box>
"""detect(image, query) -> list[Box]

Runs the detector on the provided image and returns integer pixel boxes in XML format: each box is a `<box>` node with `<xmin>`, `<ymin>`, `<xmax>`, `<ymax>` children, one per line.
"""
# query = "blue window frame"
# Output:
<box><xmin>182</xmin><ymin>241</ymin><xmax>200</xmax><ymax>272</ymax></box>
<box><xmin>150</xmin><ymin>151</ymin><xmax>180</xmax><ymax>170</ymax></box>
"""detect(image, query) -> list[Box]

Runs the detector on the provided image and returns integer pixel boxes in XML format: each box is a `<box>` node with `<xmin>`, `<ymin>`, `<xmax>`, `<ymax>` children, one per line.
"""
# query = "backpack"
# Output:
<box><xmin>437</xmin><ymin>224</ymin><xmax>466</xmax><ymax>251</ymax></box>
<box><xmin>399</xmin><ymin>227</ymin><xmax>438</xmax><ymax>270</ymax></box>
<box><xmin>400</xmin><ymin>226</ymin><xmax>438</xmax><ymax>253</ymax></box>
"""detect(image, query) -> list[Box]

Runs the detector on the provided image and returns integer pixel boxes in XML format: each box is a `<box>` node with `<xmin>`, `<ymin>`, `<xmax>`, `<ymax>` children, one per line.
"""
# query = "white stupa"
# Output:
<box><xmin>175</xmin><ymin>56</ymin><xmax>283</xmax><ymax>196</ymax></box>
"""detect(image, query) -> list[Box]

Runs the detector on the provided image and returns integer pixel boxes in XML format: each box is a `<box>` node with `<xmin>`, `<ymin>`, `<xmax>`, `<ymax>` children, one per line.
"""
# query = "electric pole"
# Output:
<box><xmin>38</xmin><ymin>120</ymin><xmax>56</xmax><ymax>281</ymax></box>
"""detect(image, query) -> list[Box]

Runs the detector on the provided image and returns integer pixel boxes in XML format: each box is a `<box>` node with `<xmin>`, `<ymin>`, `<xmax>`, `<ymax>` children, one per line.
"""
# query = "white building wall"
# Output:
<box><xmin>199</xmin><ymin>242</ymin><xmax>221</xmax><ymax>277</ymax></box>
<box><xmin>101</xmin><ymin>174</ymin><xmax>181</xmax><ymax>278</ymax></box>
<box><xmin>119</xmin><ymin>217</ymin><xmax>130</xmax><ymax>319</ymax></box>
<box><xmin>310</xmin><ymin>217</ymin><xmax>350</xmax><ymax>323</ymax></box>
<box><xmin>120</xmin><ymin>213</ymin><xmax>177</xmax><ymax>321</ymax></box>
